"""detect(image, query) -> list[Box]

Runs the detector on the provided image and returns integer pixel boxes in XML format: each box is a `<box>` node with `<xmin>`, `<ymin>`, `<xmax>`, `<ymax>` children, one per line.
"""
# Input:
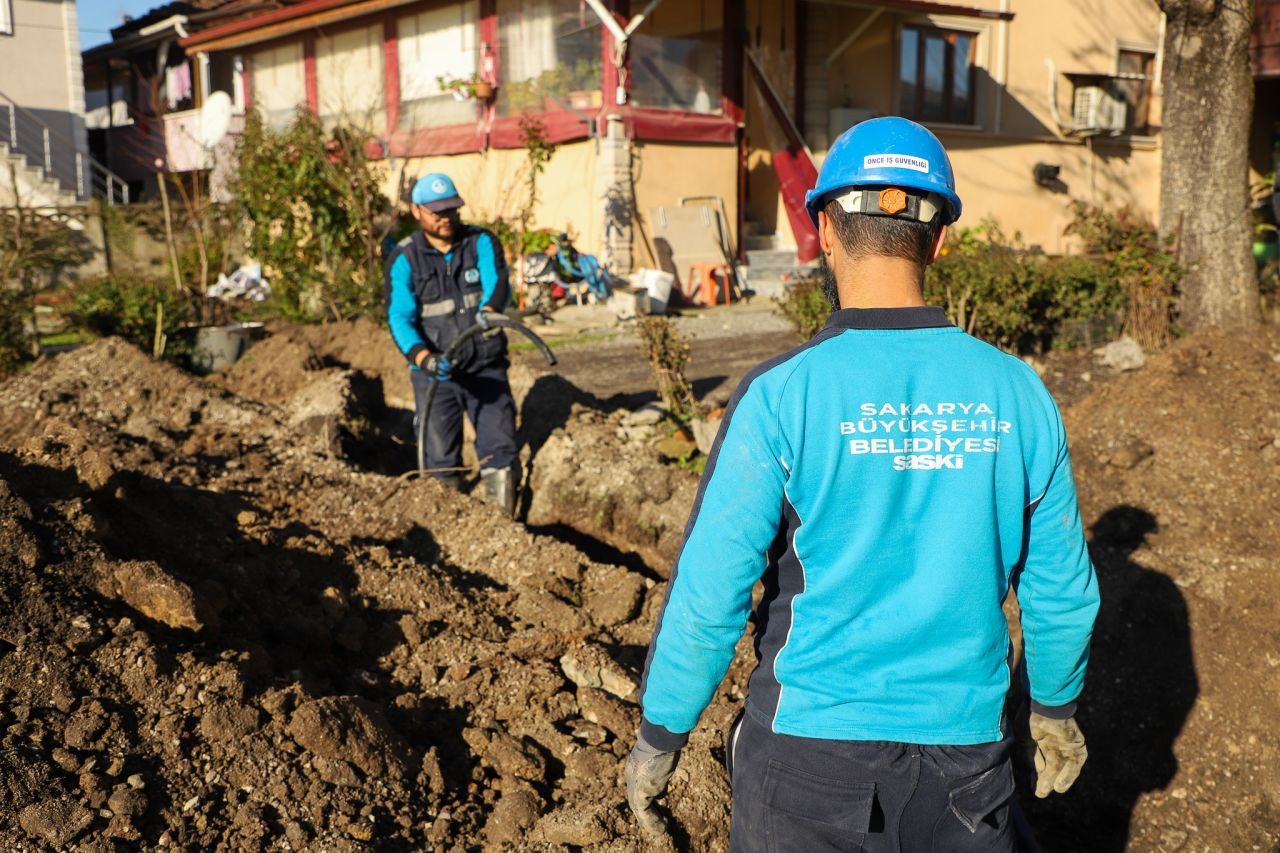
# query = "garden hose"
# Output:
<box><xmin>417</xmin><ymin>314</ymin><xmax>557</xmax><ymax>474</ymax></box>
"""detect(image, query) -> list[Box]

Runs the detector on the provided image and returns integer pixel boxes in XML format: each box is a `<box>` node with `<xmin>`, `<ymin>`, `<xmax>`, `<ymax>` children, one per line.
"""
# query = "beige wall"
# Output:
<box><xmin>393</xmin><ymin>141</ymin><xmax>602</xmax><ymax>256</ymax></box>
<box><xmin>632</xmin><ymin>141</ymin><xmax>739</xmax><ymax>268</ymax></box>
<box><xmin>393</xmin><ymin>139</ymin><xmax>739</xmax><ymax>274</ymax></box>
<box><xmin>791</xmin><ymin>0</ymin><xmax>1165</xmax><ymax>252</ymax></box>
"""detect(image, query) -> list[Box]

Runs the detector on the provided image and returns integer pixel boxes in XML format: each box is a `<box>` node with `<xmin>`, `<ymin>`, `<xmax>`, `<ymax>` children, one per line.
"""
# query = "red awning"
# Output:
<box><xmin>181</xmin><ymin>0</ymin><xmax>414</xmax><ymax>52</ymax></box>
<box><xmin>805</xmin><ymin>0</ymin><xmax>1014</xmax><ymax>21</ymax></box>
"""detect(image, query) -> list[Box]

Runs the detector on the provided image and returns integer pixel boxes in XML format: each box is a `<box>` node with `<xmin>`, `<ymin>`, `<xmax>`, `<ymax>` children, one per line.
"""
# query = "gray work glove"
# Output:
<box><xmin>1028</xmin><ymin>712</ymin><xmax>1088</xmax><ymax>797</ymax></box>
<box><xmin>624</xmin><ymin>733</ymin><xmax>680</xmax><ymax>836</ymax></box>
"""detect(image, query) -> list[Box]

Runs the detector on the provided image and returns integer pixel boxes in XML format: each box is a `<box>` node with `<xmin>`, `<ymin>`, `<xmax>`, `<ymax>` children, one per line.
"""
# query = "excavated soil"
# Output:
<box><xmin>0</xmin><ymin>317</ymin><xmax>1278</xmax><ymax>852</ymax></box>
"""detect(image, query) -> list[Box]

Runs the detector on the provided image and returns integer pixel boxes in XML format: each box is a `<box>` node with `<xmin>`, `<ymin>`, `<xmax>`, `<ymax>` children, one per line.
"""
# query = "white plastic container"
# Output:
<box><xmin>636</xmin><ymin>268</ymin><xmax>675</xmax><ymax>315</ymax></box>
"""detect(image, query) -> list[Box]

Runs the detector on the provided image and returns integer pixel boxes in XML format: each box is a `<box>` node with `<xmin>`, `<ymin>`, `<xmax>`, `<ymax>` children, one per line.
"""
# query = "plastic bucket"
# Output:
<box><xmin>638</xmin><ymin>269</ymin><xmax>675</xmax><ymax>315</ymax></box>
<box><xmin>191</xmin><ymin>323</ymin><xmax>258</xmax><ymax>374</ymax></box>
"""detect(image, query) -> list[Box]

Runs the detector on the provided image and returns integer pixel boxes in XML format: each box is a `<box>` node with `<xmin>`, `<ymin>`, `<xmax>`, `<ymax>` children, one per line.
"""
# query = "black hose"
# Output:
<box><xmin>417</xmin><ymin>314</ymin><xmax>557</xmax><ymax>473</ymax></box>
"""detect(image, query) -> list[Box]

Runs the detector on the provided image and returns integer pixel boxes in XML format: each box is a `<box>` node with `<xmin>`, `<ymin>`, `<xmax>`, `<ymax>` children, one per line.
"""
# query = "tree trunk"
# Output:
<box><xmin>1159</xmin><ymin>0</ymin><xmax>1261</xmax><ymax>330</ymax></box>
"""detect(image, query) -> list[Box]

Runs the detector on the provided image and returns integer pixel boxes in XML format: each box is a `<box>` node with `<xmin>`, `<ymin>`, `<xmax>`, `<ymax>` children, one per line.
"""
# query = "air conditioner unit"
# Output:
<box><xmin>1071</xmin><ymin>85</ymin><xmax>1127</xmax><ymax>135</ymax></box>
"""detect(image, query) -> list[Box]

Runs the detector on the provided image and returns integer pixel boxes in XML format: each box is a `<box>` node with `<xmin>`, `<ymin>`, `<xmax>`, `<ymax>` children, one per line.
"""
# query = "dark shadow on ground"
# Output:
<box><xmin>1021</xmin><ymin>505</ymin><xmax>1198</xmax><ymax>852</ymax></box>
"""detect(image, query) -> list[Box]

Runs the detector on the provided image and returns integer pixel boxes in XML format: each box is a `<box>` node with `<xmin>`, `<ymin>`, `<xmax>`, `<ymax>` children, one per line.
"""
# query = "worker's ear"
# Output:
<box><xmin>817</xmin><ymin>210</ymin><xmax>837</xmax><ymax>260</ymax></box>
<box><xmin>927</xmin><ymin>224</ymin><xmax>948</xmax><ymax>264</ymax></box>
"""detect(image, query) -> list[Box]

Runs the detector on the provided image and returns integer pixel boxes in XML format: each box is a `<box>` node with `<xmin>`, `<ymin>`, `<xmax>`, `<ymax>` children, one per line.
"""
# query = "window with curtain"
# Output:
<box><xmin>315</xmin><ymin>23</ymin><xmax>386</xmax><ymax>131</ymax></box>
<box><xmin>398</xmin><ymin>2</ymin><xmax>480</xmax><ymax>130</ymax></box>
<box><xmin>496</xmin><ymin>0</ymin><xmax>602</xmax><ymax>117</ymax></box>
<box><xmin>250</xmin><ymin>42</ymin><xmax>306</xmax><ymax>129</ymax></box>
<box><xmin>898</xmin><ymin>25</ymin><xmax>976</xmax><ymax>125</ymax></box>
<box><xmin>630</xmin><ymin>0</ymin><xmax>722</xmax><ymax>113</ymax></box>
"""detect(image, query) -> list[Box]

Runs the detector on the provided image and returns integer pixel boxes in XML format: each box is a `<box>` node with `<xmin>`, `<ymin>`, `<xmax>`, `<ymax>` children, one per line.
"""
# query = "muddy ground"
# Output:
<box><xmin>0</xmin><ymin>310</ymin><xmax>1278</xmax><ymax>851</ymax></box>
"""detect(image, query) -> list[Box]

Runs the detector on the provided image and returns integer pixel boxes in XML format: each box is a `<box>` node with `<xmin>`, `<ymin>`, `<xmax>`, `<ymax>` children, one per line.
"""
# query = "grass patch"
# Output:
<box><xmin>509</xmin><ymin>331</ymin><xmax>614</xmax><ymax>352</ymax></box>
<box><xmin>38</xmin><ymin>331</ymin><xmax>90</xmax><ymax>347</ymax></box>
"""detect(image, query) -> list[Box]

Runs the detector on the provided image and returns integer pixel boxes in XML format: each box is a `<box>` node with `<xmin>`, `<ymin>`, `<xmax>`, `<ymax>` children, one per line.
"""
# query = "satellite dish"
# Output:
<box><xmin>198</xmin><ymin>91</ymin><xmax>233</xmax><ymax>149</ymax></box>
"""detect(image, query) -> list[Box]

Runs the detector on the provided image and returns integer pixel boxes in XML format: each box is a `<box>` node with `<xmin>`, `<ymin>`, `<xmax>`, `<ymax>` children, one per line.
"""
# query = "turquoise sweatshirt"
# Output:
<box><xmin>639</xmin><ymin>306</ymin><xmax>1100</xmax><ymax>750</ymax></box>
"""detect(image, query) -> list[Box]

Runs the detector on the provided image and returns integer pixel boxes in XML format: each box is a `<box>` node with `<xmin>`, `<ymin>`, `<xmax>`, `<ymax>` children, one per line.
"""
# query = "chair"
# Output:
<box><xmin>688</xmin><ymin>261</ymin><xmax>732</xmax><ymax>306</ymax></box>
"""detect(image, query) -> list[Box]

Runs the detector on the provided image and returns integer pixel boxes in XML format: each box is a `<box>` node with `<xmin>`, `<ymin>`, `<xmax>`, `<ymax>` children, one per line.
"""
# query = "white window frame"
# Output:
<box><xmin>0</xmin><ymin>0</ymin><xmax>14</xmax><ymax>36</ymax></box>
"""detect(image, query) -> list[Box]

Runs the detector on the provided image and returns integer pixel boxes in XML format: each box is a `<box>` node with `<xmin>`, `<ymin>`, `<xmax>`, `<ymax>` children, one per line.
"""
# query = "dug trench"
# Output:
<box><xmin>0</xmin><ymin>320</ymin><xmax>1277</xmax><ymax>851</ymax></box>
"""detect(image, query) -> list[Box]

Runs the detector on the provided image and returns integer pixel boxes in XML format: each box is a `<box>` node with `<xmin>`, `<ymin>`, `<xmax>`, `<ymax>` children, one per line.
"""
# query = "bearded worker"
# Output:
<box><xmin>625</xmin><ymin>117</ymin><xmax>1100</xmax><ymax>851</ymax></box>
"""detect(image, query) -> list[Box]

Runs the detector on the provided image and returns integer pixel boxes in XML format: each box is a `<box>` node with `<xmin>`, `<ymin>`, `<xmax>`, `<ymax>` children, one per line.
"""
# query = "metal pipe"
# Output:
<box><xmin>42</xmin><ymin>128</ymin><xmax>50</xmax><ymax>172</ymax></box>
<box><xmin>6</xmin><ymin>104</ymin><xmax>13</xmax><ymax>146</ymax></box>
<box><xmin>583</xmin><ymin>0</ymin><xmax>628</xmax><ymax>44</ymax></box>
<box><xmin>76</xmin><ymin>152</ymin><xmax>84</xmax><ymax>198</ymax></box>
<box><xmin>623</xmin><ymin>0</ymin><xmax>665</xmax><ymax>37</ymax></box>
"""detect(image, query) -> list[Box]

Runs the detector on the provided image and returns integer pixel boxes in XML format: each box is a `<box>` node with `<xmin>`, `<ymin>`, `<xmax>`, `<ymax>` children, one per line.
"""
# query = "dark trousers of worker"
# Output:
<box><xmin>727</xmin><ymin>708</ymin><xmax>1017</xmax><ymax>853</ymax></box>
<box><xmin>411</xmin><ymin>363</ymin><xmax>517</xmax><ymax>476</ymax></box>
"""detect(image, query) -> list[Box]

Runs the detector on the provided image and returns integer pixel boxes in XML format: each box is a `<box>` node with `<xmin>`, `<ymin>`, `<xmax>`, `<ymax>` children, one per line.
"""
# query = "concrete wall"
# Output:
<box><xmin>394</xmin><ymin>140</ymin><xmax>603</xmax><ymax>256</ymax></box>
<box><xmin>0</xmin><ymin>0</ymin><xmax>89</xmax><ymax>196</ymax></box>
<box><xmin>632</xmin><ymin>140</ymin><xmax>739</xmax><ymax>269</ymax></box>
<box><xmin>392</xmin><ymin>137</ymin><xmax>739</xmax><ymax>274</ymax></box>
<box><xmin>793</xmin><ymin>0</ymin><xmax>1165</xmax><ymax>253</ymax></box>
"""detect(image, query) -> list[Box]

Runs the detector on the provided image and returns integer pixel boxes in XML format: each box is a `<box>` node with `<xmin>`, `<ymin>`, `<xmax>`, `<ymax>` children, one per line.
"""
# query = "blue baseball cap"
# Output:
<box><xmin>411</xmin><ymin>172</ymin><xmax>464</xmax><ymax>212</ymax></box>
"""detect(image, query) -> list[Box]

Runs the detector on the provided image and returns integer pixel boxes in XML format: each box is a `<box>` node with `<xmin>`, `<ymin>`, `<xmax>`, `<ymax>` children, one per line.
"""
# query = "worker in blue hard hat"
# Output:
<box><xmin>625</xmin><ymin>117</ymin><xmax>1098</xmax><ymax>850</ymax></box>
<box><xmin>384</xmin><ymin>172</ymin><xmax>518</xmax><ymax>514</ymax></box>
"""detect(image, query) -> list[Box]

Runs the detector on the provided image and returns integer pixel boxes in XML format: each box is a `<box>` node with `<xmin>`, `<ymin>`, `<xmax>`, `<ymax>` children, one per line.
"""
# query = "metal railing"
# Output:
<box><xmin>0</xmin><ymin>88</ymin><xmax>129</xmax><ymax>205</ymax></box>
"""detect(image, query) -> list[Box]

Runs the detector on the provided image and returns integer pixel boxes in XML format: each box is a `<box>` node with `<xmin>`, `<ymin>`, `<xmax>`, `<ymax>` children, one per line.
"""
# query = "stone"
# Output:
<box><xmin>112</xmin><ymin>560</ymin><xmax>215</xmax><ymax>632</ymax></box>
<box><xmin>530</xmin><ymin>807</ymin><xmax>610</xmax><ymax>846</ymax></box>
<box><xmin>462</xmin><ymin>728</ymin><xmax>546</xmax><ymax>781</ymax></box>
<box><xmin>484</xmin><ymin>788</ymin><xmax>543</xmax><ymax>845</ymax></box>
<box><xmin>577</xmin><ymin>687</ymin><xmax>639</xmax><ymax>738</ymax></box>
<box><xmin>198</xmin><ymin>702</ymin><xmax>262</xmax><ymax>743</ymax></box>
<box><xmin>690</xmin><ymin>415</ymin><xmax>723</xmax><ymax>456</ymax></box>
<box><xmin>622</xmin><ymin>404</ymin><xmax>665</xmax><ymax>427</ymax></box>
<box><xmin>107</xmin><ymin>784</ymin><xmax>147</xmax><ymax>817</ymax></box>
<box><xmin>1106</xmin><ymin>439</ymin><xmax>1155</xmax><ymax>470</ymax></box>
<box><xmin>288</xmin><ymin>696</ymin><xmax>412</xmax><ymax>781</ymax></box>
<box><xmin>581</xmin><ymin>565</ymin><xmax>646</xmax><ymax>627</ymax></box>
<box><xmin>560</xmin><ymin>643</ymin><xmax>639</xmax><ymax>701</ymax></box>
<box><xmin>1102</xmin><ymin>336</ymin><xmax>1146</xmax><ymax>371</ymax></box>
<box><xmin>18</xmin><ymin>797</ymin><xmax>94</xmax><ymax>847</ymax></box>
<box><xmin>313</xmin><ymin>755</ymin><xmax>361</xmax><ymax>787</ymax></box>
<box><xmin>655</xmin><ymin>435</ymin><xmax>698</xmax><ymax>461</ymax></box>
<box><xmin>63</xmin><ymin>699</ymin><xmax>110</xmax><ymax>750</ymax></box>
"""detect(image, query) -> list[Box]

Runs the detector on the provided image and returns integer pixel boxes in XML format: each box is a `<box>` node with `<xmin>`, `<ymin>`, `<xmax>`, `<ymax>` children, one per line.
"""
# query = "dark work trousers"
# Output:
<box><xmin>727</xmin><ymin>709</ymin><xmax>1017</xmax><ymax>853</ymax></box>
<box><xmin>410</xmin><ymin>363</ymin><xmax>517</xmax><ymax>476</ymax></box>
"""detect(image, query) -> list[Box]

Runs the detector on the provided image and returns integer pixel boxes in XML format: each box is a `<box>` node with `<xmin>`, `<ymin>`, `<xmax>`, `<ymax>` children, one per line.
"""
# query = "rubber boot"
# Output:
<box><xmin>479</xmin><ymin>465</ymin><xmax>518</xmax><ymax>517</ymax></box>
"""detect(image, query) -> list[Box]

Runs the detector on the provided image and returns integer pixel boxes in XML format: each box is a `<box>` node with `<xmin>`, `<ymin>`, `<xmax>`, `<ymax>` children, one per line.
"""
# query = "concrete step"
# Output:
<box><xmin>746</xmin><ymin>247</ymin><xmax>801</xmax><ymax>271</ymax></box>
<box><xmin>0</xmin><ymin>144</ymin><xmax>80</xmax><ymax>209</ymax></box>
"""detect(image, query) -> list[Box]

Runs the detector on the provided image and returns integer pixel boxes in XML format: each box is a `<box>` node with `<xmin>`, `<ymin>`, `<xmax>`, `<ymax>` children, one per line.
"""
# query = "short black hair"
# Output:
<box><xmin>823</xmin><ymin>197</ymin><xmax>943</xmax><ymax>266</ymax></box>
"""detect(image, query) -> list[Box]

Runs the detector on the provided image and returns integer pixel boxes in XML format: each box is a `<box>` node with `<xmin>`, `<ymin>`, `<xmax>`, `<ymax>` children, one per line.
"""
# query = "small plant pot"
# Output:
<box><xmin>472</xmin><ymin>80</ymin><xmax>495</xmax><ymax>100</ymax></box>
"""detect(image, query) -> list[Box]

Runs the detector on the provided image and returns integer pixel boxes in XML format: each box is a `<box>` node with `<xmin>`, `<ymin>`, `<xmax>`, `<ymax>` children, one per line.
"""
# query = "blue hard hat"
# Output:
<box><xmin>411</xmin><ymin>172</ymin><xmax>464</xmax><ymax>212</ymax></box>
<box><xmin>805</xmin><ymin>117</ymin><xmax>962</xmax><ymax>226</ymax></box>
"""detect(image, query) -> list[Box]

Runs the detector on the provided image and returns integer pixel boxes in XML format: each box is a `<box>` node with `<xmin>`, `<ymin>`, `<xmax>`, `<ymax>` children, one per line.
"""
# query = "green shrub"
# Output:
<box><xmin>67</xmin><ymin>276</ymin><xmax>192</xmax><ymax>357</ymax></box>
<box><xmin>923</xmin><ymin>221</ymin><xmax>1051</xmax><ymax>352</ymax></box>
<box><xmin>231</xmin><ymin>108</ymin><xmax>390</xmax><ymax>321</ymax></box>
<box><xmin>774</xmin><ymin>272</ymin><xmax>831</xmax><ymax>340</ymax></box>
<box><xmin>1064</xmin><ymin>202</ymin><xmax>1180</xmax><ymax>348</ymax></box>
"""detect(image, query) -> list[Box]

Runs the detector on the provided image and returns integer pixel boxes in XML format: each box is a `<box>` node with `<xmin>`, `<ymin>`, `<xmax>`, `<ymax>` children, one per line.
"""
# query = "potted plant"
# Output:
<box><xmin>437</xmin><ymin>73</ymin><xmax>495</xmax><ymax>102</ymax></box>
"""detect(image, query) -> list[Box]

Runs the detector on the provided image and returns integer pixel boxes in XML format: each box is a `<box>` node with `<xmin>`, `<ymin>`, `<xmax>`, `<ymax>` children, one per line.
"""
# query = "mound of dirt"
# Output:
<box><xmin>524</xmin><ymin>404</ymin><xmax>698</xmax><ymax>575</ymax></box>
<box><xmin>0</xmin><ymin>338</ymin><xmax>742</xmax><ymax>850</ymax></box>
<box><xmin>3</xmin><ymin>322</ymin><xmax>1279</xmax><ymax>852</ymax></box>
<box><xmin>1021</xmin><ymin>327</ymin><xmax>1280</xmax><ymax>851</ymax></box>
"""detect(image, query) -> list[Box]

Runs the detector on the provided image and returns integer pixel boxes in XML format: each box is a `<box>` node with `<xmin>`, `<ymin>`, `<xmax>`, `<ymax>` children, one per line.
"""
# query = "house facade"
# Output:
<box><xmin>0</xmin><ymin>0</ymin><xmax>92</xmax><ymax>208</ymax></box>
<box><xmin>88</xmin><ymin>1</ymin><xmax>1186</xmax><ymax>271</ymax></box>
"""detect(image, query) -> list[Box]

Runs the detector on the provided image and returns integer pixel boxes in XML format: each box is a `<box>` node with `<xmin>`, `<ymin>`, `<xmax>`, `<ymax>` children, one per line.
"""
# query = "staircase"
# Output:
<box><xmin>0</xmin><ymin>139</ymin><xmax>80</xmax><ymax>210</ymax></box>
<box><xmin>741</xmin><ymin>219</ymin><xmax>817</xmax><ymax>297</ymax></box>
<box><xmin>0</xmin><ymin>88</ymin><xmax>128</xmax><ymax>213</ymax></box>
